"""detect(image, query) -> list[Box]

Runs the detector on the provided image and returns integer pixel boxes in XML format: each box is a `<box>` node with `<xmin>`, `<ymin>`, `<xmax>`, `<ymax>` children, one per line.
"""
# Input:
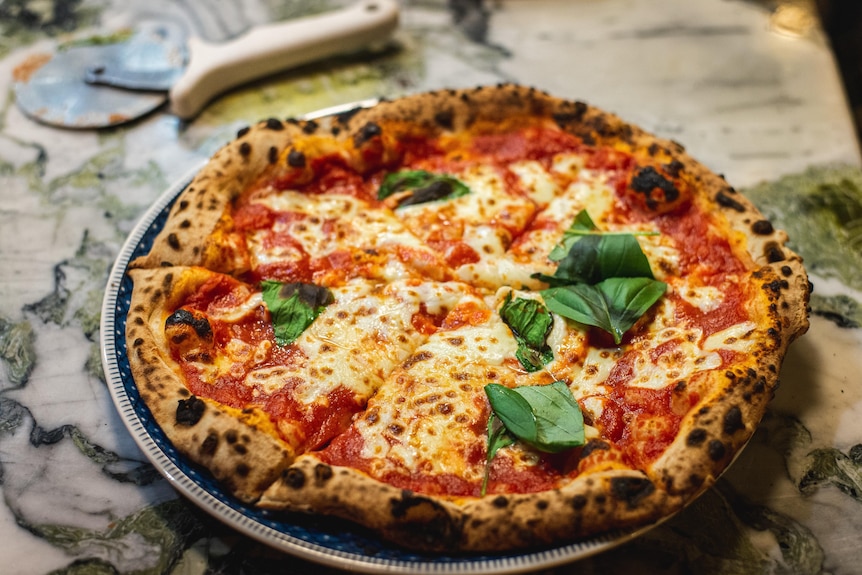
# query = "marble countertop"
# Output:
<box><xmin>2</xmin><ymin>0</ymin><xmax>861</xmax><ymax>573</ymax></box>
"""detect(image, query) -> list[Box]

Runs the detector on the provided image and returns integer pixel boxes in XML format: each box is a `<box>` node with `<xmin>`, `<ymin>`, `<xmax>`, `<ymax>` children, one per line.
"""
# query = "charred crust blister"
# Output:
<box><xmin>354</xmin><ymin>122</ymin><xmax>383</xmax><ymax>146</ymax></box>
<box><xmin>176</xmin><ymin>396</ymin><xmax>205</xmax><ymax>426</ymax></box>
<box><xmin>630</xmin><ymin>166</ymin><xmax>680</xmax><ymax>209</ymax></box>
<box><xmin>610</xmin><ymin>477</ymin><xmax>656</xmax><ymax>507</ymax></box>
<box><xmin>751</xmin><ymin>220</ymin><xmax>775</xmax><ymax>235</ymax></box>
<box><xmin>200</xmin><ymin>432</ymin><xmax>218</xmax><ymax>456</ymax></box>
<box><xmin>282</xmin><ymin>467</ymin><xmax>306</xmax><ymax>489</ymax></box>
<box><xmin>287</xmin><ymin>149</ymin><xmax>306</xmax><ymax>168</ymax></box>
<box><xmin>686</xmin><ymin>428</ymin><xmax>707</xmax><ymax>446</ymax></box>
<box><xmin>264</xmin><ymin>118</ymin><xmax>284</xmax><ymax>131</ymax></box>
<box><xmin>165</xmin><ymin>309</ymin><xmax>213</xmax><ymax>339</ymax></box>
<box><xmin>715</xmin><ymin>190</ymin><xmax>746</xmax><ymax>212</ymax></box>
<box><xmin>722</xmin><ymin>405</ymin><xmax>745</xmax><ymax>435</ymax></box>
<box><xmin>314</xmin><ymin>463</ymin><xmax>334</xmax><ymax>485</ymax></box>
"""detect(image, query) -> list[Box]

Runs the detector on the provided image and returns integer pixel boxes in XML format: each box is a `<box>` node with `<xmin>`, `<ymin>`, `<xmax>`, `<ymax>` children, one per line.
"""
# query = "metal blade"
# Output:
<box><xmin>13</xmin><ymin>44</ymin><xmax>169</xmax><ymax>129</ymax></box>
<box><xmin>84</xmin><ymin>21</ymin><xmax>187</xmax><ymax>92</ymax></box>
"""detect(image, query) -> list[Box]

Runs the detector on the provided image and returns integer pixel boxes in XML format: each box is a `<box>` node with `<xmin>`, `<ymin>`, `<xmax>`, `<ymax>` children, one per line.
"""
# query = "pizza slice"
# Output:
<box><xmin>126</xmin><ymin>265</ymin><xmax>473</xmax><ymax>500</ymax></box>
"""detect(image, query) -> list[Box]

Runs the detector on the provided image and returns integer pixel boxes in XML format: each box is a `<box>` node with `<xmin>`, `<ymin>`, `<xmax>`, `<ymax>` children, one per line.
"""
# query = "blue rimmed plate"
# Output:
<box><xmin>100</xmin><ymin>148</ymin><xmax>654</xmax><ymax>575</ymax></box>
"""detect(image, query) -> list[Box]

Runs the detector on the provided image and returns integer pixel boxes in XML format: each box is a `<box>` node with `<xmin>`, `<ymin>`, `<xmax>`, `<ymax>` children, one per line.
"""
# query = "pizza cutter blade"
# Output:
<box><xmin>12</xmin><ymin>0</ymin><xmax>399</xmax><ymax>129</ymax></box>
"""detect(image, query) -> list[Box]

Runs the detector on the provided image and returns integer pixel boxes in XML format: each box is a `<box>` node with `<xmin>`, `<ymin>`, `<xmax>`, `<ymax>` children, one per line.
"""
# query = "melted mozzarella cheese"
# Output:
<box><xmin>249</xmin><ymin>192</ymin><xmax>440</xmax><ymax>280</ymax></box>
<box><xmin>356</xmin><ymin>294</ymin><xmax>521</xmax><ymax>479</ymax></box>
<box><xmin>243</xmin><ymin>280</ymin><xmax>470</xmax><ymax>404</ymax></box>
<box><xmin>398</xmin><ymin>165</ymin><xmax>536</xmax><ymax>289</ymax></box>
<box><xmin>472</xmin><ymin>162</ymin><xmax>620</xmax><ymax>290</ymax></box>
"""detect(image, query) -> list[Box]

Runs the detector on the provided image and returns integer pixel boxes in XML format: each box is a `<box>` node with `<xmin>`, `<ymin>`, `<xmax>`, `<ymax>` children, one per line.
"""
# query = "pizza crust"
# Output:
<box><xmin>125</xmin><ymin>267</ymin><xmax>293</xmax><ymax>502</ymax></box>
<box><xmin>123</xmin><ymin>84</ymin><xmax>811</xmax><ymax>551</ymax></box>
<box><xmin>259</xmin><ymin>453</ymin><xmax>684</xmax><ymax>552</ymax></box>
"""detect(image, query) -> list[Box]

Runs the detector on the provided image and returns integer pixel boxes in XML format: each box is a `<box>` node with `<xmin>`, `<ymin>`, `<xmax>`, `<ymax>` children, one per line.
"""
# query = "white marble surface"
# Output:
<box><xmin>0</xmin><ymin>0</ymin><xmax>861</xmax><ymax>573</ymax></box>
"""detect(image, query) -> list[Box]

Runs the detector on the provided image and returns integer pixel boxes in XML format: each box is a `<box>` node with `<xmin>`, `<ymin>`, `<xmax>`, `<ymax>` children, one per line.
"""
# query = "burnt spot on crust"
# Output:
<box><xmin>354</xmin><ymin>122</ymin><xmax>383</xmax><ymax>146</ymax></box>
<box><xmin>268</xmin><ymin>146</ymin><xmax>278</xmax><ymax>164</ymax></box>
<box><xmin>238</xmin><ymin>141</ymin><xmax>252</xmax><ymax>158</ymax></box>
<box><xmin>715</xmin><ymin>190</ymin><xmax>746</xmax><ymax>212</ymax></box>
<box><xmin>282</xmin><ymin>467</ymin><xmax>306</xmax><ymax>489</ymax></box>
<box><xmin>686</xmin><ymin>428</ymin><xmax>707</xmax><ymax>446</ymax></box>
<box><xmin>751</xmin><ymin>220</ymin><xmax>774</xmax><ymax>235</ymax></box>
<box><xmin>165</xmin><ymin>309</ymin><xmax>213</xmax><ymax>339</ymax></box>
<box><xmin>200</xmin><ymin>432</ymin><xmax>218</xmax><ymax>456</ymax></box>
<box><xmin>663</xmin><ymin>159</ymin><xmax>685</xmax><ymax>178</ymax></box>
<box><xmin>764</xmin><ymin>242</ymin><xmax>786</xmax><ymax>263</ymax></box>
<box><xmin>707</xmin><ymin>439</ymin><xmax>727</xmax><ymax>461</ymax></box>
<box><xmin>722</xmin><ymin>405</ymin><xmax>745</xmax><ymax>435</ymax></box>
<box><xmin>610</xmin><ymin>476</ymin><xmax>656</xmax><ymax>508</ymax></box>
<box><xmin>389</xmin><ymin>491</ymin><xmax>458</xmax><ymax>548</ymax></box>
<box><xmin>314</xmin><ymin>463</ymin><xmax>334</xmax><ymax>485</ymax></box>
<box><xmin>264</xmin><ymin>118</ymin><xmax>284</xmax><ymax>130</ymax></box>
<box><xmin>552</xmin><ymin>101</ymin><xmax>589</xmax><ymax>128</ymax></box>
<box><xmin>434</xmin><ymin>109</ymin><xmax>455</xmax><ymax>130</ymax></box>
<box><xmin>302</xmin><ymin>120</ymin><xmax>319</xmax><ymax>134</ymax></box>
<box><xmin>236</xmin><ymin>126</ymin><xmax>250</xmax><ymax>138</ymax></box>
<box><xmin>176</xmin><ymin>396</ymin><xmax>206</xmax><ymax>426</ymax></box>
<box><xmin>571</xmin><ymin>495</ymin><xmax>587</xmax><ymax>510</ymax></box>
<box><xmin>492</xmin><ymin>495</ymin><xmax>509</xmax><ymax>508</ymax></box>
<box><xmin>630</xmin><ymin>166</ymin><xmax>680</xmax><ymax>210</ymax></box>
<box><xmin>236</xmin><ymin>463</ymin><xmax>250</xmax><ymax>477</ymax></box>
<box><xmin>167</xmin><ymin>233</ymin><xmax>181</xmax><ymax>251</ymax></box>
<box><xmin>287</xmin><ymin>149</ymin><xmax>306</xmax><ymax>168</ymax></box>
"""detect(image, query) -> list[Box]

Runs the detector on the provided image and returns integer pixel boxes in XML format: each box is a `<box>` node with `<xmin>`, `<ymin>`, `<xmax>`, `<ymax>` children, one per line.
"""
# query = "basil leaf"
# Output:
<box><xmin>549</xmin><ymin>234</ymin><xmax>603</xmax><ymax>284</ymax></box>
<box><xmin>512</xmin><ymin>381</ymin><xmax>585</xmax><ymax>451</ymax></box>
<box><xmin>485</xmin><ymin>381</ymin><xmax>585</xmax><ymax>453</ymax></box>
<box><xmin>499</xmin><ymin>293</ymin><xmax>554</xmax><ymax>372</ymax></box>
<box><xmin>377</xmin><ymin>169</ymin><xmax>470</xmax><ymax>207</ymax></box>
<box><xmin>482</xmin><ymin>414</ymin><xmax>515</xmax><ymax>496</ymax></box>
<box><xmin>484</xmin><ymin>384</ymin><xmax>538</xmax><ymax>443</ymax></box>
<box><xmin>597</xmin><ymin>234</ymin><xmax>655</xmax><ymax>279</ymax></box>
<box><xmin>548</xmin><ymin>209</ymin><xmax>598</xmax><ymax>261</ymax></box>
<box><xmin>261</xmin><ymin>280</ymin><xmax>334</xmax><ymax>346</ymax></box>
<box><xmin>547</xmin><ymin>209</ymin><xmax>656</xmax><ymax>281</ymax></box>
<box><xmin>542</xmin><ymin>277</ymin><xmax>667</xmax><ymax>344</ymax></box>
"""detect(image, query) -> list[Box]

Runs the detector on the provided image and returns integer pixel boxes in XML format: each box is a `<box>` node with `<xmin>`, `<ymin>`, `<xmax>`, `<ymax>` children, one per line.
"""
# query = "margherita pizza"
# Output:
<box><xmin>124</xmin><ymin>84</ymin><xmax>810</xmax><ymax>552</ymax></box>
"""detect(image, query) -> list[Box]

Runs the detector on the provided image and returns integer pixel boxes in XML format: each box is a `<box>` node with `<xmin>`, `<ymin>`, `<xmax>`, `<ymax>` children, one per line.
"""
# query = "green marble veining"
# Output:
<box><xmin>743</xmin><ymin>164</ymin><xmax>862</xmax><ymax>327</ymax></box>
<box><xmin>799</xmin><ymin>445</ymin><xmax>862</xmax><ymax>500</ymax></box>
<box><xmin>36</xmin><ymin>499</ymin><xmax>205</xmax><ymax>575</ymax></box>
<box><xmin>0</xmin><ymin>318</ymin><xmax>36</xmax><ymax>388</ymax></box>
<box><xmin>0</xmin><ymin>0</ymin><xmax>103</xmax><ymax>57</ymax></box>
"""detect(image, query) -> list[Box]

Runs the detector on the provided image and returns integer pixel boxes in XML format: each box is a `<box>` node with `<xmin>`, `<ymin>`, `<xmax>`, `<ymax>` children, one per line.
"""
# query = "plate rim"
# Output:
<box><xmin>99</xmin><ymin>135</ymin><xmax>655</xmax><ymax>575</ymax></box>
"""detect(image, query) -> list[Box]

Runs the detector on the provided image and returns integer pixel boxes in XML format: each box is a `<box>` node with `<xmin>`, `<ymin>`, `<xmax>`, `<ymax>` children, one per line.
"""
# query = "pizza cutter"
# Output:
<box><xmin>13</xmin><ymin>0</ymin><xmax>399</xmax><ymax>129</ymax></box>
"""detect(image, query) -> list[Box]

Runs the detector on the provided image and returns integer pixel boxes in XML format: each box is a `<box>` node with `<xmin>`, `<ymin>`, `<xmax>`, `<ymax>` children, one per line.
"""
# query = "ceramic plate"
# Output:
<box><xmin>101</xmin><ymin>144</ymin><xmax>654</xmax><ymax>575</ymax></box>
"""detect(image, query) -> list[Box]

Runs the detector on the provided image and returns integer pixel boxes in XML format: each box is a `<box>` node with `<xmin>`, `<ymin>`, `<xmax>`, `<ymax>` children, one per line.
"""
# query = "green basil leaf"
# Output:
<box><xmin>548</xmin><ymin>209</ymin><xmax>598</xmax><ymax>261</ymax></box>
<box><xmin>485</xmin><ymin>384</ymin><xmax>538</xmax><ymax>443</ymax></box>
<box><xmin>542</xmin><ymin>277</ymin><xmax>667</xmax><ymax>344</ymax></box>
<box><xmin>547</xmin><ymin>209</ymin><xmax>656</xmax><ymax>282</ymax></box>
<box><xmin>377</xmin><ymin>169</ymin><xmax>470</xmax><ymax>207</ymax></box>
<box><xmin>498</xmin><ymin>293</ymin><xmax>555</xmax><ymax>372</ymax></box>
<box><xmin>482</xmin><ymin>414</ymin><xmax>515</xmax><ymax>496</ymax></box>
<box><xmin>597</xmin><ymin>234</ymin><xmax>655</xmax><ymax>279</ymax></box>
<box><xmin>550</xmin><ymin>234</ymin><xmax>603</xmax><ymax>284</ymax></box>
<box><xmin>485</xmin><ymin>381</ymin><xmax>585</xmax><ymax>453</ymax></box>
<box><xmin>513</xmin><ymin>381</ymin><xmax>585</xmax><ymax>452</ymax></box>
<box><xmin>261</xmin><ymin>280</ymin><xmax>334</xmax><ymax>346</ymax></box>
